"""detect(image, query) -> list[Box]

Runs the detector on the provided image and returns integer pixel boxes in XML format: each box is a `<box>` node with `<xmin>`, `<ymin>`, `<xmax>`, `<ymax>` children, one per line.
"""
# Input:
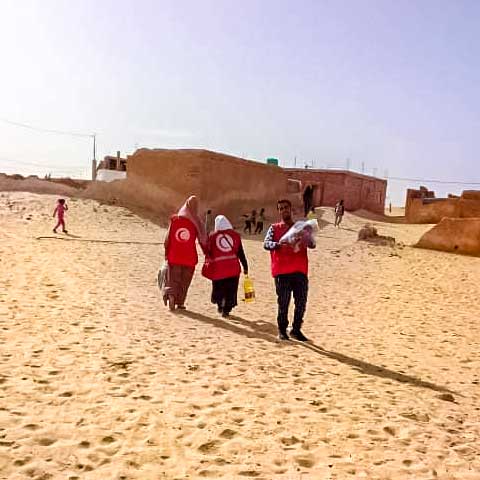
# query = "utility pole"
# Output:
<box><xmin>294</xmin><ymin>156</ymin><xmax>297</xmax><ymax>168</ymax></box>
<box><xmin>91</xmin><ymin>133</ymin><xmax>97</xmax><ymax>181</ymax></box>
<box><xmin>361</xmin><ymin>161</ymin><xmax>365</xmax><ymax>174</ymax></box>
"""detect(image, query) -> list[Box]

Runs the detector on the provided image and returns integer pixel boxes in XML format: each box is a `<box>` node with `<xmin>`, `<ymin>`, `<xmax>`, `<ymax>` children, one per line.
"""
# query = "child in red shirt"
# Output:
<box><xmin>53</xmin><ymin>198</ymin><xmax>68</xmax><ymax>233</ymax></box>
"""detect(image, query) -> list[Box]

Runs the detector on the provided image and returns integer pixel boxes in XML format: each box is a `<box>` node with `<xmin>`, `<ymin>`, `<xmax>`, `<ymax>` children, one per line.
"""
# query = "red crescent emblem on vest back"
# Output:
<box><xmin>175</xmin><ymin>227</ymin><xmax>191</xmax><ymax>242</ymax></box>
<box><xmin>216</xmin><ymin>233</ymin><xmax>234</xmax><ymax>253</ymax></box>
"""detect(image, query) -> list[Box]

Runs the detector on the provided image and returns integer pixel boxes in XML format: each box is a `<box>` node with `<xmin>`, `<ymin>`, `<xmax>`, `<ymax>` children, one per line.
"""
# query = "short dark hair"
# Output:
<box><xmin>207</xmin><ymin>209</ymin><xmax>212</xmax><ymax>214</ymax></box>
<box><xmin>277</xmin><ymin>199</ymin><xmax>291</xmax><ymax>208</ymax></box>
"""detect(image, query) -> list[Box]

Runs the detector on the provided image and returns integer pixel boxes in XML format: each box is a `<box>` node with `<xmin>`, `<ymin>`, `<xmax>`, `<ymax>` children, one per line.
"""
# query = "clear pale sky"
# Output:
<box><xmin>1</xmin><ymin>0</ymin><xmax>479</xmax><ymax>204</ymax></box>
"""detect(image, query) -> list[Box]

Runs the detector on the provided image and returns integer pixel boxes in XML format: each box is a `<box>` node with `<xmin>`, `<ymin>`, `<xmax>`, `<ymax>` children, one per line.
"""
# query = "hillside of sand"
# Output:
<box><xmin>1</xmin><ymin>191</ymin><xmax>479</xmax><ymax>480</ymax></box>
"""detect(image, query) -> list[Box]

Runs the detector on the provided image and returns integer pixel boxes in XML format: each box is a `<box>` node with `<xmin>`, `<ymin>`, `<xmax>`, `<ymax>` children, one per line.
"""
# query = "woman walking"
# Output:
<box><xmin>163</xmin><ymin>196</ymin><xmax>206</xmax><ymax>311</ymax></box>
<box><xmin>203</xmin><ymin>215</ymin><xmax>248</xmax><ymax>317</ymax></box>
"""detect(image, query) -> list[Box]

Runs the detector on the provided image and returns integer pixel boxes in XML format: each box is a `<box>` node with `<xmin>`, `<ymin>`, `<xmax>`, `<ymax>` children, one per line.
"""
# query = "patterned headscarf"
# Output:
<box><xmin>177</xmin><ymin>195</ymin><xmax>207</xmax><ymax>245</ymax></box>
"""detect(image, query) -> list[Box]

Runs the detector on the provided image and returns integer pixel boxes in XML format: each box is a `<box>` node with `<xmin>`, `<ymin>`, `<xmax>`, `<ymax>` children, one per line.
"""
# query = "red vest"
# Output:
<box><xmin>166</xmin><ymin>216</ymin><xmax>198</xmax><ymax>267</ymax></box>
<box><xmin>270</xmin><ymin>222</ymin><xmax>308</xmax><ymax>277</ymax></box>
<box><xmin>206</xmin><ymin>229</ymin><xmax>241</xmax><ymax>280</ymax></box>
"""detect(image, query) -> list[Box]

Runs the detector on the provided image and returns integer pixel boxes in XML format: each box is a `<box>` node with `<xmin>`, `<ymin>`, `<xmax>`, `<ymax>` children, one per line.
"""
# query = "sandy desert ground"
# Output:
<box><xmin>0</xmin><ymin>192</ymin><xmax>479</xmax><ymax>480</ymax></box>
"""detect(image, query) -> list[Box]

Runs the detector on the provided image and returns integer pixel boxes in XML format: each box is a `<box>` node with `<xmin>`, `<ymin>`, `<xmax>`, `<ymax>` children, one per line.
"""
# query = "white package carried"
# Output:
<box><xmin>279</xmin><ymin>219</ymin><xmax>319</xmax><ymax>252</ymax></box>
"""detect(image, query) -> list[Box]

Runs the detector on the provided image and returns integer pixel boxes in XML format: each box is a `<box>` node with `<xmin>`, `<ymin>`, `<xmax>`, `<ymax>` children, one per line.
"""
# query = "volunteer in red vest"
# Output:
<box><xmin>203</xmin><ymin>215</ymin><xmax>248</xmax><ymax>318</ymax></box>
<box><xmin>264</xmin><ymin>199</ymin><xmax>315</xmax><ymax>341</ymax></box>
<box><xmin>163</xmin><ymin>195</ymin><xmax>207</xmax><ymax>311</ymax></box>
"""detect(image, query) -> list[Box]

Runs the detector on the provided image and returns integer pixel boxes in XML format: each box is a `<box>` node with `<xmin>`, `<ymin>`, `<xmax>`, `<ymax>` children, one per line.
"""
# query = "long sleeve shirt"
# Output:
<box><xmin>264</xmin><ymin>224</ymin><xmax>279</xmax><ymax>251</ymax></box>
<box><xmin>237</xmin><ymin>243</ymin><xmax>248</xmax><ymax>273</ymax></box>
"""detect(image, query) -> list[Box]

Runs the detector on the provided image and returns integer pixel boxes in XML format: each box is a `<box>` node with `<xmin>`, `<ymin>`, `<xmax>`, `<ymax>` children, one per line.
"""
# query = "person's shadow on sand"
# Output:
<box><xmin>178</xmin><ymin>310</ymin><xmax>457</xmax><ymax>396</ymax></box>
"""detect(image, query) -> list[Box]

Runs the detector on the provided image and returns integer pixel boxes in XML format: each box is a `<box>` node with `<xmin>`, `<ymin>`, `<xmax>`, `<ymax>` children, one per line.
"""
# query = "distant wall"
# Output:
<box><xmin>406</xmin><ymin>189</ymin><xmax>480</xmax><ymax>223</ymax></box>
<box><xmin>284</xmin><ymin>169</ymin><xmax>387</xmax><ymax>213</ymax></box>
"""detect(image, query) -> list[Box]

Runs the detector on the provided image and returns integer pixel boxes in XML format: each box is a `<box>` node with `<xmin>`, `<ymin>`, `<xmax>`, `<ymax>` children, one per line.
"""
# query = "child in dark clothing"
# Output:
<box><xmin>243</xmin><ymin>214</ymin><xmax>252</xmax><ymax>234</ymax></box>
<box><xmin>255</xmin><ymin>208</ymin><xmax>265</xmax><ymax>234</ymax></box>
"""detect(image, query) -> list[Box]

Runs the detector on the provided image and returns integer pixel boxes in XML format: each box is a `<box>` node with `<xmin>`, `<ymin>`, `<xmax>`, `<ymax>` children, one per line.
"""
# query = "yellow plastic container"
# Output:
<box><xmin>243</xmin><ymin>275</ymin><xmax>255</xmax><ymax>303</ymax></box>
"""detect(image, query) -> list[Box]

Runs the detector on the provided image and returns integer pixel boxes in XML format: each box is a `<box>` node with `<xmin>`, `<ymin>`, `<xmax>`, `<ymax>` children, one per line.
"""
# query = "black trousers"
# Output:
<box><xmin>211</xmin><ymin>276</ymin><xmax>240</xmax><ymax>314</ymax></box>
<box><xmin>254</xmin><ymin>222</ymin><xmax>264</xmax><ymax>234</ymax></box>
<box><xmin>274</xmin><ymin>272</ymin><xmax>308</xmax><ymax>333</ymax></box>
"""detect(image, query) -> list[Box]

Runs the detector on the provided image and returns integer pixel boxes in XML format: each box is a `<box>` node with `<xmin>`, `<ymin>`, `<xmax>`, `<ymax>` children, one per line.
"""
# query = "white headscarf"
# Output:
<box><xmin>215</xmin><ymin>215</ymin><xmax>233</xmax><ymax>232</ymax></box>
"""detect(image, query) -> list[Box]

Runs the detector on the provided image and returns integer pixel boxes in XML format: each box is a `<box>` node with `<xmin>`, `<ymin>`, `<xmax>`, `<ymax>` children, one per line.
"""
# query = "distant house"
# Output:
<box><xmin>95</xmin><ymin>151</ymin><xmax>127</xmax><ymax>182</ymax></box>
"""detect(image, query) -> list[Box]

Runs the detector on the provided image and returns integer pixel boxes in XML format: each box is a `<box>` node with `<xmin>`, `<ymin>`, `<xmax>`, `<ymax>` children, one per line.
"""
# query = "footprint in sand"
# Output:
<box><xmin>23</xmin><ymin>424</ymin><xmax>40</xmax><ymax>431</ymax></box>
<box><xmin>280</xmin><ymin>435</ymin><xmax>301</xmax><ymax>446</ymax></box>
<box><xmin>101</xmin><ymin>436</ymin><xmax>116</xmax><ymax>445</ymax></box>
<box><xmin>13</xmin><ymin>456</ymin><xmax>32</xmax><ymax>466</ymax></box>
<box><xmin>198</xmin><ymin>440</ymin><xmax>220</xmax><ymax>454</ymax></box>
<box><xmin>383</xmin><ymin>426</ymin><xmax>397</xmax><ymax>436</ymax></box>
<box><xmin>238</xmin><ymin>470</ymin><xmax>261</xmax><ymax>477</ymax></box>
<box><xmin>37</xmin><ymin>437</ymin><xmax>57</xmax><ymax>446</ymax></box>
<box><xmin>219</xmin><ymin>429</ymin><xmax>237</xmax><ymax>440</ymax></box>
<box><xmin>294</xmin><ymin>455</ymin><xmax>316</xmax><ymax>468</ymax></box>
<box><xmin>198</xmin><ymin>469</ymin><xmax>221</xmax><ymax>477</ymax></box>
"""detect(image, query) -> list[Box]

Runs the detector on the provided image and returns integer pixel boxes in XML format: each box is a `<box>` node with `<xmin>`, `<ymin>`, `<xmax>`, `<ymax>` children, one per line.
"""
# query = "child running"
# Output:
<box><xmin>53</xmin><ymin>198</ymin><xmax>68</xmax><ymax>233</ymax></box>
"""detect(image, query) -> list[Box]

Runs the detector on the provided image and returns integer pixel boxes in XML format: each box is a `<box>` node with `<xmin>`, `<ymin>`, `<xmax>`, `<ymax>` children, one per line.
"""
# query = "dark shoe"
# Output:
<box><xmin>63</xmin><ymin>230</ymin><xmax>68</xmax><ymax>234</ymax></box>
<box><xmin>290</xmin><ymin>330</ymin><xmax>309</xmax><ymax>342</ymax></box>
<box><xmin>53</xmin><ymin>229</ymin><xmax>57</xmax><ymax>233</ymax></box>
<box><xmin>217</xmin><ymin>306</ymin><xmax>223</xmax><ymax>314</ymax></box>
<box><xmin>277</xmin><ymin>331</ymin><xmax>290</xmax><ymax>341</ymax></box>
<box><xmin>221</xmin><ymin>311</ymin><xmax>230</xmax><ymax>318</ymax></box>
<box><xmin>177</xmin><ymin>305</ymin><xmax>186</xmax><ymax>310</ymax></box>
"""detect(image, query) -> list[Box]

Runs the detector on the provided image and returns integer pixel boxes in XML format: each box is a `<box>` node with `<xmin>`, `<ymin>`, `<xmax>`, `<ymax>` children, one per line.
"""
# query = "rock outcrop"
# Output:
<box><xmin>358</xmin><ymin>224</ymin><xmax>395</xmax><ymax>246</ymax></box>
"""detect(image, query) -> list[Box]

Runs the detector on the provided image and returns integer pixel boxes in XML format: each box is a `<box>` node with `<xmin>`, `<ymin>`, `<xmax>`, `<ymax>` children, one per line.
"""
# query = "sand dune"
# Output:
<box><xmin>1</xmin><ymin>192</ymin><xmax>479</xmax><ymax>479</ymax></box>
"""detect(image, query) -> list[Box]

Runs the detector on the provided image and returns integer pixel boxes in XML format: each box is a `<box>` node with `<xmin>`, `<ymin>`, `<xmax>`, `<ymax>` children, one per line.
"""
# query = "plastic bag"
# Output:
<box><xmin>279</xmin><ymin>219</ymin><xmax>318</xmax><ymax>252</ymax></box>
<box><xmin>243</xmin><ymin>275</ymin><xmax>255</xmax><ymax>303</ymax></box>
<box><xmin>157</xmin><ymin>262</ymin><xmax>168</xmax><ymax>290</ymax></box>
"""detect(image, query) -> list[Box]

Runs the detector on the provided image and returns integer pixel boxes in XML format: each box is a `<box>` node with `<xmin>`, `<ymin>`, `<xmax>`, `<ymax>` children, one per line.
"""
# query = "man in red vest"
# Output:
<box><xmin>264</xmin><ymin>199</ymin><xmax>315</xmax><ymax>341</ymax></box>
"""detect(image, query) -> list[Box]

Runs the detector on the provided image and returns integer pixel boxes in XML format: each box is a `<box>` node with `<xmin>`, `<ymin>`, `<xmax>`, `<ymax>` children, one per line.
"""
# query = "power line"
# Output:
<box><xmin>0</xmin><ymin>156</ymin><xmax>83</xmax><ymax>171</ymax></box>
<box><xmin>1</xmin><ymin>118</ymin><xmax>93</xmax><ymax>138</ymax></box>
<box><xmin>387</xmin><ymin>176</ymin><xmax>480</xmax><ymax>186</ymax></box>
<box><xmin>1</xmin><ymin>118</ymin><xmax>98</xmax><ymax>167</ymax></box>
